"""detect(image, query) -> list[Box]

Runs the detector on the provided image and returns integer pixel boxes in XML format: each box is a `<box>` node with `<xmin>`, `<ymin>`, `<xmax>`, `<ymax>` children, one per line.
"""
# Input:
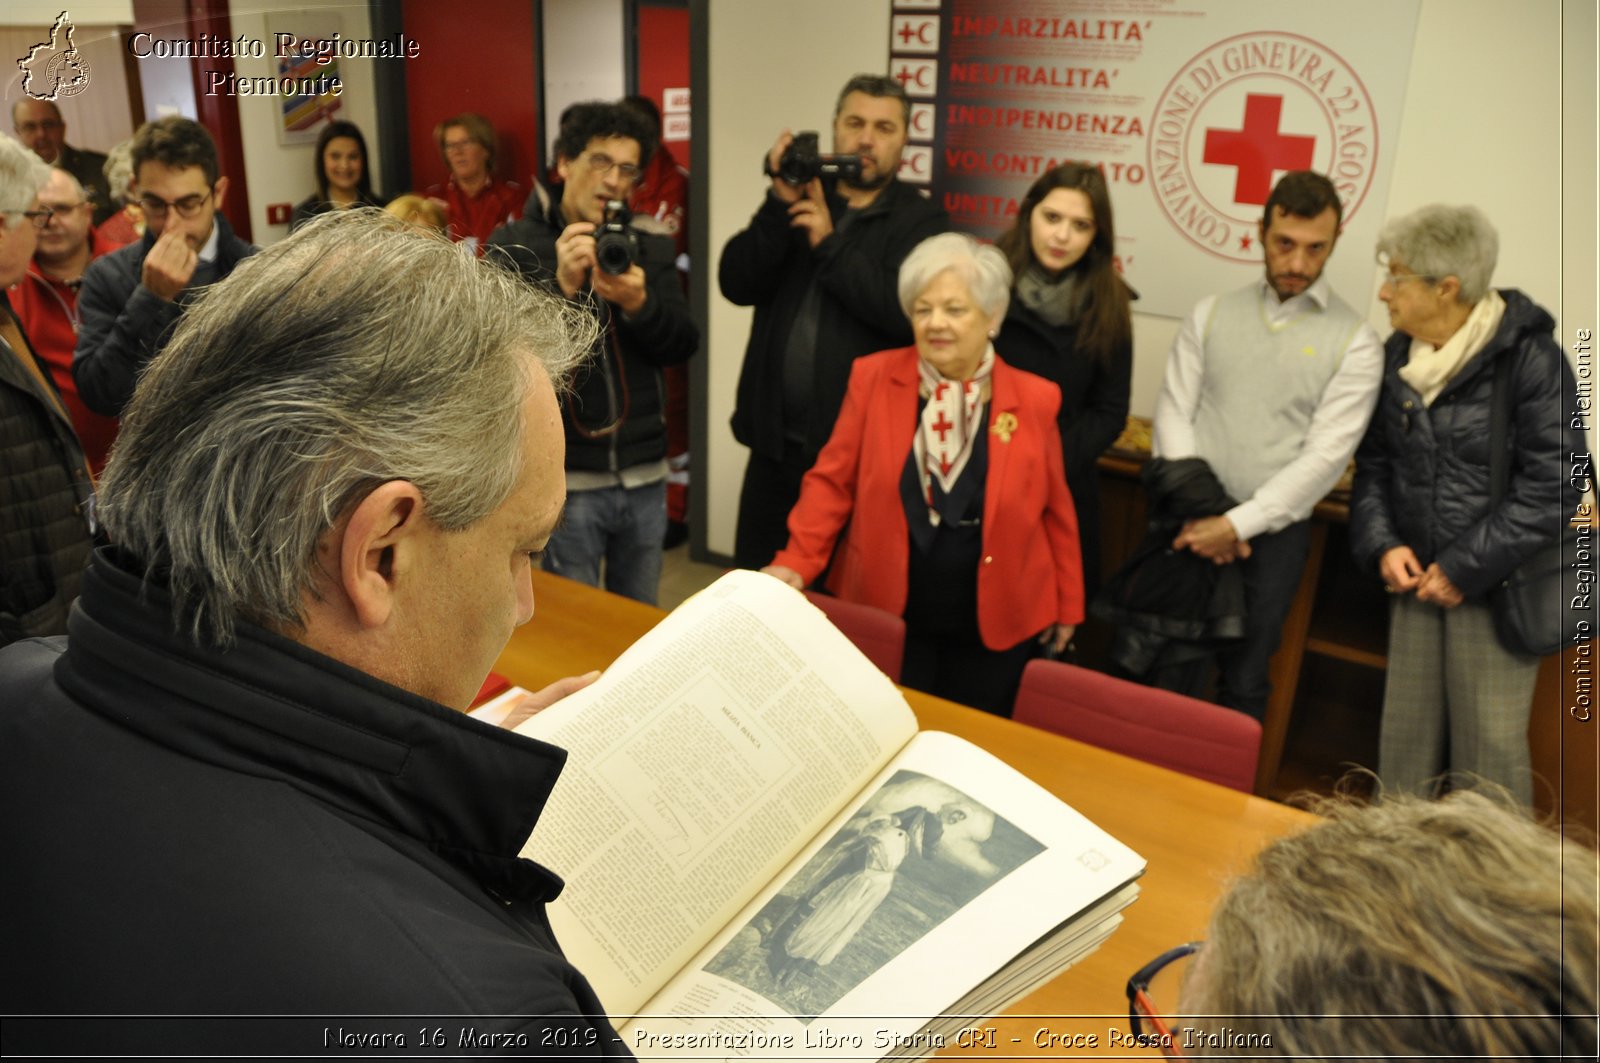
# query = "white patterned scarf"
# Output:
<box><xmin>913</xmin><ymin>345</ymin><xmax>995</xmax><ymax>525</ymax></box>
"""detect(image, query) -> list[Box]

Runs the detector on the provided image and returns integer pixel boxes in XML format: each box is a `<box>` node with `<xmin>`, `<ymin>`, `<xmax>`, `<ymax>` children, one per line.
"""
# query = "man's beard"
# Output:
<box><xmin>844</xmin><ymin>160</ymin><xmax>896</xmax><ymax>192</ymax></box>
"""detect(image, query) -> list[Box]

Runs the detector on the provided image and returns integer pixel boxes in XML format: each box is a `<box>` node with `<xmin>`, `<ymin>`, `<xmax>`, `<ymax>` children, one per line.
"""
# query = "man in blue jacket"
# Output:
<box><xmin>73</xmin><ymin>116</ymin><xmax>255</xmax><ymax>416</ymax></box>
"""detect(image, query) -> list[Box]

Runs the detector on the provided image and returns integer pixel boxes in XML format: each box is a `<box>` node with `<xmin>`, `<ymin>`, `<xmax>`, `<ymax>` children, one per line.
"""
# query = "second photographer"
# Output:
<box><xmin>720</xmin><ymin>75</ymin><xmax>950</xmax><ymax>570</ymax></box>
<box><xmin>489</xmin><ymin>101</ymin><xmax>699</xmax><ymax>605</ymax></box>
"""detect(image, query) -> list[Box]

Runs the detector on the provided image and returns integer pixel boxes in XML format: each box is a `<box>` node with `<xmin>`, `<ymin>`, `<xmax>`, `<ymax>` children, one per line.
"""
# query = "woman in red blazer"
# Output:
<box><xmin>764</xmin><ymin>232</ymin><xmax>1084</xmax><ymax>714</ymax></box>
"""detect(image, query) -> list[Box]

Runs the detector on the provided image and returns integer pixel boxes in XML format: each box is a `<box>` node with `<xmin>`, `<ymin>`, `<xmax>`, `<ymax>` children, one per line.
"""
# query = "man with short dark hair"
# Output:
<box><xmin>488</xmin><ymin>101</ymin><xmax>698</xmax><ymax>605</ymax></box>
<box><xmin>1</xmin><ymin>212</ymin><xmax>625</xmax><ymax>1054</ymax></box>
<box><xmin>11</xmin><ymin>99</ymin><xmax>113</xmax><ymax>225</ymax></box>
<box><xmin>73</xmin><ymin>116</ymin><xmax>256</xmax><ymax>416</ymax></box>
<box><xmin>9</xmin><ymin>168</ymin><xmax>120</xmax><ymax>471</ymax></box>
<box><xmin>721</xmin><ymin>73</ymin><xmax>949</xmax><ymax>570</ymax></box>
<box><xmin>1150</xmin><ymin>170</ymin><xmax>1382</xmax><ymax>718</ymax></box>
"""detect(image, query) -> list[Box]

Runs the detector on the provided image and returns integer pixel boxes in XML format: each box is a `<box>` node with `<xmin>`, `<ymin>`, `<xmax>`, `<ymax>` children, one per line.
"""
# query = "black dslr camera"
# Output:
<box><xmin>767</xmin><ymin>131</ymin><xmax>864</xmax><ymax>185</ymax></box>
<box><xmin>594</xmin><ymin>200</ymin><xmax>638</xmax><ymax>275</ymax></box>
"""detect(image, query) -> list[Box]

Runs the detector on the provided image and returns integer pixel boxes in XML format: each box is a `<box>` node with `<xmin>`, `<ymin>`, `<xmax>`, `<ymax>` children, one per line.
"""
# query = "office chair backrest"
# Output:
<box><xmin>1012</xmin><ymin>659</ymin><xmax>1262</xmax><ymax>793</ymax></box>
<box><xmin>804</xmin><ymin>590</ymin><xmax>906</xmax><ymax>683</ymax></box>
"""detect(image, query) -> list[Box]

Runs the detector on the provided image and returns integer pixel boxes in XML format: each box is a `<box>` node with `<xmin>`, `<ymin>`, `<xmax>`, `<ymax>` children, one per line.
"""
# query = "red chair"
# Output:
<box><xmin>804</xmin><ymin>590</ymin><xmax>906</xmax><ymax>683</ymax></box>
<box><xmin>1012</xmin><ymin>659</ymin><xmax>1262</xmax><ymax>793</ymax></box>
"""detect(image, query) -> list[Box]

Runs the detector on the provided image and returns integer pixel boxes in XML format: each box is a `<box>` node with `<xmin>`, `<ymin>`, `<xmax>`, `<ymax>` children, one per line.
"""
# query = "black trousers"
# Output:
<box><xmin>900</xmin><ymin>627</ymin><xmax>1037</xmax><ymax>717</ymax></box>
<box><xmin>1145</xmin><ymin>521</ymin><xmax>1311</xmax><ymax>719</ymax></box>
<box><xmin>734</xmin><ymin>446</ymin><xmax>814</xmax><ymax>570</ymax></box>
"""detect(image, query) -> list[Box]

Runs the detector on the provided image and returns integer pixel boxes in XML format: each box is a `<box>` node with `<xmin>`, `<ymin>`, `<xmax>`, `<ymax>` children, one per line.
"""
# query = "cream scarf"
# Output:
<box><xmin>1399</xmin><ymin>289</ymin><xmax>1505</xmax><ymax>406</ymax></box>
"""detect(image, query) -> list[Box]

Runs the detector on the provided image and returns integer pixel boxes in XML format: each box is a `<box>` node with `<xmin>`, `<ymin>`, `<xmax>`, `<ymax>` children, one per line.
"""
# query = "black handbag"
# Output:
<box><xmin>1486</xmin><ymin>355</ymin><xmax>1593</xmax><ymax>657</ymax></box>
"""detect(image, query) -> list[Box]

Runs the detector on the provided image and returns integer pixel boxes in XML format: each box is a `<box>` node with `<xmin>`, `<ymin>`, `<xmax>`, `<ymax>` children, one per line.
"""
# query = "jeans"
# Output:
<box><xmin>542</xmin><ymin>481</ymin><xmax>667</xmax><ymax>605</ymax></box>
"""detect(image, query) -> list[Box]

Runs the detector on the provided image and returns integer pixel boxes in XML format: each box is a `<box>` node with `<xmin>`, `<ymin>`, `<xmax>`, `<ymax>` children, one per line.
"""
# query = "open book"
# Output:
<box><xmin>501</xmin><ymin>571</ymin><xmax>1144</xmax><ymax>1060</ymax></box>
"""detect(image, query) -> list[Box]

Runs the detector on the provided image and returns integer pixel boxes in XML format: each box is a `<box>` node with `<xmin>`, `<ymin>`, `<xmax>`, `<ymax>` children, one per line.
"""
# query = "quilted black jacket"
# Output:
<box><xmin>0</xmin><ymin>300</ymin><xmax>93</xmax><ymax>645</ymax></box>
<box><xmin>1350</xmin><ymin>288</ymin><xmax>1584</xmax><ymax>599</ymax></box>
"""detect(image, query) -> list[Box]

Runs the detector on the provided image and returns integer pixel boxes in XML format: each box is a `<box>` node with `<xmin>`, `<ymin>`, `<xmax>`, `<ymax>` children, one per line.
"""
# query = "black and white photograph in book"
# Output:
<box><xmin>704</xmin><ymin>771</ymin><xmax>1044</xmax><ymax>1018</ymax></box>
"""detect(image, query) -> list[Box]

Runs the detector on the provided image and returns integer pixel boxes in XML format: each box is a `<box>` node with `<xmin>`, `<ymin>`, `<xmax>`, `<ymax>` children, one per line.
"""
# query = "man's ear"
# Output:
<box><xmin>212</xmin><ymin>175</ymin><xmax>230</xmax><ymax>212</ymax></box>
<box><xmin>554</xmin><ymin>154</ymin><xmax>572</xmax><ymax>184</ymax></box>
<box><xmin>336</xmin><ymin>480</ymin><xmax>426</xmax><ymax>630</ymax></box>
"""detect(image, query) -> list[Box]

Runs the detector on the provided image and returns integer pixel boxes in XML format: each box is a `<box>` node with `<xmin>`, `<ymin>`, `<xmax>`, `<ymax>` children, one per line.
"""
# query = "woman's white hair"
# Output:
<box><xmin>0</xmin><ymin>133</ymin><xmax>53</xmax><ymax>213</ymax></box>
<box><xmin>1376</xmin><ymin>204</ymin><xmax>1499</xmax><ymax>304</ymax></box>
<box><xmin>897</xmin><ymin>231</ymin><xmax>1013</xmax><ymax>321</ymax></box>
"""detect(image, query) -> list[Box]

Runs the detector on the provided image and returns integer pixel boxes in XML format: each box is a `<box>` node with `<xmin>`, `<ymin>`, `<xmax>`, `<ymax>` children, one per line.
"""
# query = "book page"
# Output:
<box><xmin>514</xmin><ymin>571</ymin><xmax>918</xmax><ymax>1016</ymax></box>
<box><xmin>622</xmin><ymin>731</ymin><xmax>1145</xmax><ymax>1060</ymax></box>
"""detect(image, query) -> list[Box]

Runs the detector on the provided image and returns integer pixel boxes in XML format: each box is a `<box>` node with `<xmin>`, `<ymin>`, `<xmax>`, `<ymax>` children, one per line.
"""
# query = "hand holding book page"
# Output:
<box><xmin>514</xmin><ymin>571</ymin><xmax>920</xmax><ymax>1014</ymax></box>
<box><xmin>513</xmin><ymin>572</ymin><xmax>1144</xmax><ymax>1059</ymax></box>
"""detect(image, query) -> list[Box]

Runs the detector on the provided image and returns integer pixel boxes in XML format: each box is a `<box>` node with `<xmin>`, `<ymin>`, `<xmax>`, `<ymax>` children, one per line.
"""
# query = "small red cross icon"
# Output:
<box><xmin>1203</xmin><ymin>94</ymin><xmax>1315</xmax><ymax>206</ymax></box>
<box><xmin>897</xmin><ymin>23</ymin><xmax>919</xmax><ymax>45</ymax></box>
<box><xmin>931</xmin><ymin>410</ymin><xmax>954</xmax><ymax>442</ymax></box>
<box><xmin>894</xmin><ymin>66</ymin><xmax>916</xmax><ymax>88</ymax></box>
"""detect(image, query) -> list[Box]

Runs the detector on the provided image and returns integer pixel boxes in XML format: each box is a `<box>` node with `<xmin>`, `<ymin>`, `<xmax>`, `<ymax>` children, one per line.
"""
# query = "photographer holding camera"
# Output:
<box><xmin>488</xmin><ymin>101</ymin><xmax>698</xmax><ymax>605</ymax></box>
<box><xmin>721</xmin><ymin>75</ymin><xmax>949</xmax><ymax>570</ymax></box>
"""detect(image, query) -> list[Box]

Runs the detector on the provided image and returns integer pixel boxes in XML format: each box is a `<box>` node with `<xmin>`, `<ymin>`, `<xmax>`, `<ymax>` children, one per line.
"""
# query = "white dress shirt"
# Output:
<box><xmin>1152</xmin><ymin>275</ymin><xmax>1383</xmax><ymax>541</ymax></box>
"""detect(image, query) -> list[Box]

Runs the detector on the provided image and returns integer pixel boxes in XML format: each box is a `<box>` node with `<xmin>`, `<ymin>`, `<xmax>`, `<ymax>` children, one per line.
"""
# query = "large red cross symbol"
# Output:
<box><xmin>1203</xmin><ymin>94</ymin><xmax>1315</xmax><ymax>206</ymax></box>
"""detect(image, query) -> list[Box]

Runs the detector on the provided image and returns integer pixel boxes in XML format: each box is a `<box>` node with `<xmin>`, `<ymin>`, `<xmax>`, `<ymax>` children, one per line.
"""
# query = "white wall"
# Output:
<box><xmin>542</xmin><ymin>0</ymin><xmax>626</xmax><ymax>163</ymax></box>
<box><xmin>702</xmin><ymin>0</ymin><xmax>1595</xmax><ymax>560</ymax></box>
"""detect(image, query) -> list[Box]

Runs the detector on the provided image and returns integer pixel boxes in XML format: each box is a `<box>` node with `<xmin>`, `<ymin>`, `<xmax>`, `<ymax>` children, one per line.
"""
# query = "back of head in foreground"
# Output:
<box><xmin>1181</xmin><ymin>789</ymin><xmax>1598</xmax><ymax>1060</ymax></box>
<box><xmin>96</xmin><ymin>208</ymin><xmax>591</xmax><ymax>699</ymax></box>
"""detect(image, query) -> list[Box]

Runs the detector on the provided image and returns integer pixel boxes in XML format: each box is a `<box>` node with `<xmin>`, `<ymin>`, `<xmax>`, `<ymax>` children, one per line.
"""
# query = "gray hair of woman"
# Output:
<box><xmin>897</xmin><ymin>231</ymin><xmax>1013</xmax><ymax>323</ymax></box>
<box><xmin>97</xmin><ymin>209</ymin><xmax>596</xmax><ymax>645</ymax></box>
<box><xmin>103</xmin><ymin>139</ymin><xmax>136</xmax><ymax>205</ymax></box>
<box><xmin>1181</xmin><ymin>788</ymin><xmax>1597</xmax><ymax>1059</ymax></box>
<box><xmin>0</xmin><ymin>133</ymin><xmax>53</xmax><ymax>212</ymax></box>
<box><xmin>1375</xmin><ymin>204</ymin><xmax>1500</xmax><ymax>305</ymax></box>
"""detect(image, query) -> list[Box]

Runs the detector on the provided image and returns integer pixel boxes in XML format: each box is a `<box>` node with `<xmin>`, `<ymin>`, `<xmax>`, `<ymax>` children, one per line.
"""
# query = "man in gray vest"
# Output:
<box><xmin>1151</xmin><ymin>170</ymin><xmax>1382</xmax><ymax>719</ymax></box>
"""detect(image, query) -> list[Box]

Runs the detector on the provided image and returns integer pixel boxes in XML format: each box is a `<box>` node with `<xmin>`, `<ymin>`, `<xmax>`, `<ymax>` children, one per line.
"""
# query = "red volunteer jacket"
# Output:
<box><xmin>772</xmin><ymin>346</ymin><xmax>1085</xmax><ymax>650</ymax></box>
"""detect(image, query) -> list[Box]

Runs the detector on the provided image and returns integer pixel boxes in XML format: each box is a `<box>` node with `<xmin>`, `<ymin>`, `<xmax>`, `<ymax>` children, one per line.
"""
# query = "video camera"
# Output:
<box><xmin>765</xmin><ymin>131</ymin><xmax>863</xmax><ymax>186</ymax></box>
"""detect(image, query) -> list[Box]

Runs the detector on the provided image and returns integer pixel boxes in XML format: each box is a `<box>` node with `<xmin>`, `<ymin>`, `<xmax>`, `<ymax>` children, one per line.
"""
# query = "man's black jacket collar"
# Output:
<box><xmin>57</xmin><ymin>548</ymin><xmax>569</xmax><ymax>903</ymax></box>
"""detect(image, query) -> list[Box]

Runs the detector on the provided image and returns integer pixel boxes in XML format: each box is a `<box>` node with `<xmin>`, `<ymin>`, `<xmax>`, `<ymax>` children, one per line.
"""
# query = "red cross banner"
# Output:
<box><xmin>888</xmin><ymin>0</ymin><xmax>1419</xmax><ymax>317</ymax></box>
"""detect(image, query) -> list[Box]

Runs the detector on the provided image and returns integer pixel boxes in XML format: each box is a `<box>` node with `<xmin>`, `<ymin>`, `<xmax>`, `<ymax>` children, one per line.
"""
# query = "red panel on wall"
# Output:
<box><xmin>400</xmin><ymin>0</ymin><xmax>539</xmax><ymax>197</ymax></box>
<box><xmin>635</xmin><ymin>5</ymin><xmax>691</xmax><ymax>171</ymax></box>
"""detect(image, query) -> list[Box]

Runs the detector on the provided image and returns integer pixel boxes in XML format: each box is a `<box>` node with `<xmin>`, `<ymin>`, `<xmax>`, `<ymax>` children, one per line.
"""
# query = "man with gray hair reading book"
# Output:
<box><xmin>0</xmin><ymin>211</ymin><xmax>627</xmax><ymax>1055</ymax></box>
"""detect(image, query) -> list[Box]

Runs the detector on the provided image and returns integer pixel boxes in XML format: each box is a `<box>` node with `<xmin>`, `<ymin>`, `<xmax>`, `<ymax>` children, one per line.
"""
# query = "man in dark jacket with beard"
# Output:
<box><xmin>489</xmin><ymin>102</ymin><xmax>698</xmax><ymax>605</ymax></box>
<box><xmin>73</xmin><ymin>116</ymin><xmax>255</xmax><ymax>416</ymax></box>
<box><xmin>1</xmin><ymin>212</ymin><xmax>628</xmax><ymax>1056</ymax></box>
<box><xmin>720</xmin><ymin>75</ymin><xmax>949</xmax><ymax>569</ymax></box>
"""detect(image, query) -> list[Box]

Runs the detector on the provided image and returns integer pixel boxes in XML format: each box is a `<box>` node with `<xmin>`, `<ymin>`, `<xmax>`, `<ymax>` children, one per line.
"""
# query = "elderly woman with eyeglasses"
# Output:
<box><xmin>763</xmin><ymin>232</ymin><xmax>1084</xmax><ymax>715</ymax></box>
<box><xmin>1349</xmin><ymin>205</ymin><xmax>1584</xmax><ymax>804</ymax></box>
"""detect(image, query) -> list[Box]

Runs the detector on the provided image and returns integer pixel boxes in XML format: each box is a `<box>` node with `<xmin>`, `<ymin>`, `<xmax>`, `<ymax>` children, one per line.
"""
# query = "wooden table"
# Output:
<box><xmin>496</xmin><ymin>572</ymin><xmax>1315</xmax><ymax>1056</ymax></box>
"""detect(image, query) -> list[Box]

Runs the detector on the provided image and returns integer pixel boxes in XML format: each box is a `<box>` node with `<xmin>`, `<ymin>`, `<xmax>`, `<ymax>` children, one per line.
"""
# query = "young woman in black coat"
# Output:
<box><xmin>290</xmin><ymin>121</ymin><xmax>385</xmax><ymax>232</ymax></box>
<box><xmin>994</xmin><ymin>164</ymin><xmax>1134</xmax><ymax>594</ymax></box>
